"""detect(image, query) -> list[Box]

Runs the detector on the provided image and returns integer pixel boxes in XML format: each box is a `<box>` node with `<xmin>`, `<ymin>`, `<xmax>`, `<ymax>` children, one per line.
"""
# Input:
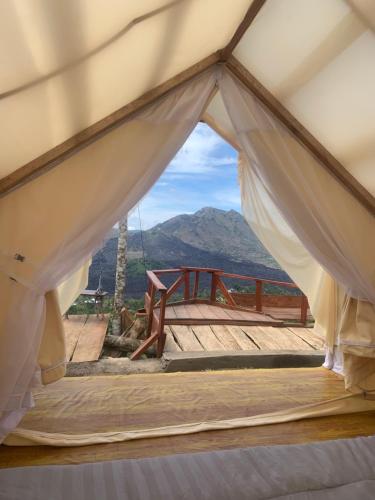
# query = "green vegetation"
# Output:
<box><xmin>66</xmin><ymin>292</ymin><xmax>152</xmax><ymax>316</ymax></box>
<box><xmin>66</xmin><ymin>280</ymin><xmax>301</xmax><ymax>317</ymax></box>
<box><xmin>67</xmin><ymin>295</ymin><xmax>114</xmax><ymax>315</ymax></box>
<box><xmin>124</xmin><ymin>297</ymin><xmax>145</xmax><ymax>311</ymax></box>
<box><xmin>127</xmin><ymin>258</ymin><xmax>166</xmax><ymax>277</ymax></box>
<box><xmin>67</xmin><ymin>294</ymin><xmax>149</xmax><ymax>316</ymax></box>
<box><xmin>231</xmin><ymin>283</ymin><xmax>302</xmax><ymax>296</ymax></box>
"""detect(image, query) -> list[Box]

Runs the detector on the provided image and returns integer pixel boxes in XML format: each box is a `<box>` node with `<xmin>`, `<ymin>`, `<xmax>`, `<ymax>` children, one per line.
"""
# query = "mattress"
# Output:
<box><xmin>1</xmin><ymin>435</ymin><xmax>375</xmax><ymax>499</ymax></box>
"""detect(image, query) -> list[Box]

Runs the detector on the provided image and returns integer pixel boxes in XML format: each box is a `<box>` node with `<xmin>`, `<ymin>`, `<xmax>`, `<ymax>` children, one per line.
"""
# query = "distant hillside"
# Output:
<box><xmin>136</xmin><ymin>207</ymin><xmax>279</xmax><ymax>268</ymax></box>
<box><xmin>89</xmin><ymin>208</ymin><xmax>287</xmax><ymax>298</ymax></box>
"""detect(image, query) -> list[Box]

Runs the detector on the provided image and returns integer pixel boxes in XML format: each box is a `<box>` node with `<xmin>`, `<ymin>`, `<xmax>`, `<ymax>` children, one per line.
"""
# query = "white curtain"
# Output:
<box><xmin>238</xmin><ymin>153</ymin><xmax>329</xmax><ymax>314</ymax></box>
<box><xmin>57</xmin><ymin>259</ymin><xmax>92</xmax><ymax>315</ymax></box>
<box><xmin>0</xmin><ymin>69</ymin><xmax>217</xmax><ymax>440</ymax></box>
<box><xmin>238</xmin><ymin>153</ymin><xmax>344</xmax><ymax>371</ymax></box>
<box><xmin>220</xmin><ymin>69</ymin><xmax>375</xmax><ymax>392</ymax></box>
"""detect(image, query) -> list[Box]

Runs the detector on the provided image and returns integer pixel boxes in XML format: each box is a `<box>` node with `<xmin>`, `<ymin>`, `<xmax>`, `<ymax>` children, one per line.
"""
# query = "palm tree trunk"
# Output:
<box><xmin>112</xmin><ymin>215</ymin><xmax>128</xmax><ymax>335</ymax></box>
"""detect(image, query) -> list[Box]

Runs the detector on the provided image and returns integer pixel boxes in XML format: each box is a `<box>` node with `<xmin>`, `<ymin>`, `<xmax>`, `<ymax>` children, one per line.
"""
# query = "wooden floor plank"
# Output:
<box><xmin>182</xmin><ymin>304</ymin><xmax>194</xmax><ymax>319</ymax></box>
<box><xmin>223</xmin><ymin>308</ymin><xmax>268</xmax><ymax>323</ymax></box>
<box><xmin>298</xmin><ymin>327</ymin><xmax>324</xmax><ymax>340</ymax></box>
<box><xmin>164</xmin><ymin>307</ymin><xmax>176</xmax><ymax>320</ymax></box>
<box><xmin>264</xmin><ymin>306</ymin><xmax>313</xmax><ymax>322</ymax></box>
<box><xmin>288</xmin><ymin>327</ymin><xmax>325</xmax><ymax>350</ymax></box>
<box><xmin>237</xmin><ymin>309</ymin><xmax>271</xmax><ymax>322</ymax></box>
<box><xmin>238</xmin><ymin>309</ymin><xmax>259</xmax><ymax>321</ymax></box>
<box><xmin>243</xmin><ymin>326</ymin><xmax>313</xmax><ymax>351</ymax></box>
<box><xmin>191</xmin><ymin>325</ymin><xmax>226</xmax><ymax>351</ymax></box>
<box><xmin>221</xmin><ymin>308</ymin><xmax>242</xmax><ymax>320</ymax></box>
<box><xmin>184</xmin><ymin>304</ymin><xmax>205</xmax><ymax>319</ymax></box>
<box><xmin>196</xmin><ymin>303</ymin><xmax>220</xmax><ymax>320</ymax></box>
<box><xmin>225</xmin><ymin>325</ymin><xmax>259</xmax><ymax>350</ymax></box>
<box><xmin>165</xmin><ymin>302</ymin><xmax>281</xmax><ymax>326</ymax></box>
<box><xmin>210</xmin><ymin>306</ymin><xmax>231</xmax><ymax>320</ymax></box>
<box><xmin>170</xmin><ymin>325</ymin><xmax>204</xmax><ymax>351</ymax></box>
<box><xmin>71</xmin><ymin>315</ymin><xmax>109</xmax><ymax>362</ymax></box>
<box><xmin>271</xmin><ymin>327</ymin><xmax>315</xmax><ymax>350</ymax></box>
<box><xmin>4</xmin><ymin>411</ymin><xmax>373</xmax><ymax>468</ymax></box>
<box><xmin>210</xmin><ymin>325</ymin><xmax>242</xmax><ymax>351</ymax></box>
<box><xmin>171</xmin><ymin>306</ymin><xmax>183</xmax><ymax>319</ymax></box>
<box><xmin>241</xmin><ymin>326</ymin><xmax>279</xmax><ymax>350</ymax></box>
<box><xmin>163</xmin><ymin>326</ymin><xmax>181</xmax><ymax>352</ymax></box>
<box><xmin>63</xmin><ymin>315</ymin><xmax>87</xmax><ymax>361</ymax></box>
<box><xmin>173</xmin><ymin>305</ymin><xmax>190</xmax><ymax>319</ymax></box>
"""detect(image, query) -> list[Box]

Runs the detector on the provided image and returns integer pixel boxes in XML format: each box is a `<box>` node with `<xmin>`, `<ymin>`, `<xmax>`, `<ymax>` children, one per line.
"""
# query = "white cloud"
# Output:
<box><xmin>213</xmin><ymin>188</ymin><xmax>241</xmax><ymax>208</ymax></box>
<box><xmin>166</xmin><ymin>123</ymin><xmax>236</xmax><ymax>177</ymax></box>
<box><xmin>123</xmin><ymin>124</ymin><xmax>240</xmax><ymax>229</ymax></box>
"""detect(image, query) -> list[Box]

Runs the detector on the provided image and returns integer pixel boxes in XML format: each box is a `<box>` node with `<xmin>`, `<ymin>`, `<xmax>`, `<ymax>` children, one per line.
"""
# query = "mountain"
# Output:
<box><xmin>89</xmin><ymin>208</ymin><xmax>287</xmax><ymax>298</ymax></box>
<box><xmin>146</xmin><ymin>207</ymin><xmax>278</xmax><ymax>268</ymax></box>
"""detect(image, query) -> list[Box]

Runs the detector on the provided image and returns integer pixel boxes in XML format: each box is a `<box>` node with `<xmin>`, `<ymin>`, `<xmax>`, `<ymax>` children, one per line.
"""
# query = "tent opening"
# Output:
<box><xmin>2</xmin><ymin>66</ymin><xmax>374</xmax><ymax>449</ymax></box>
<box><xmin>60</xmin><ymin>121</ymin><xmax>315</xmax><ymax>364</ymax></box>
<box><xmin>1</xmin><ymin>5</ymin><xmax>375</xmax><ymax>454</ymax></box>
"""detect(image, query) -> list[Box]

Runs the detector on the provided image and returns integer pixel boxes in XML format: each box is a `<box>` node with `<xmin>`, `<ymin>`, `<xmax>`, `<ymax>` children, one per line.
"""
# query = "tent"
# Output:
<box><xmin>1</xmin><ymin>0</ymin><xmax>375</xmax><ymax>444</ymax></box>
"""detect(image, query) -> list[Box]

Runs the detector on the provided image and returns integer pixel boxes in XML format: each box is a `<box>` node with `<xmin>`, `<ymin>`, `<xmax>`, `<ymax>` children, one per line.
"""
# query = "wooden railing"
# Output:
<box><xmin>219</xmin><ymin>271</ymin><xmax>309</xmax><ymax>323</ymax></box>
<box><xmin>130</xmin><ymin>271</ymin><xmax>167</xmax><ymax>360</ymax></box>
<box><xmin>130</xmin><ymin>266</ymin><xmax>309</xmax><ymax>360</ymax></box>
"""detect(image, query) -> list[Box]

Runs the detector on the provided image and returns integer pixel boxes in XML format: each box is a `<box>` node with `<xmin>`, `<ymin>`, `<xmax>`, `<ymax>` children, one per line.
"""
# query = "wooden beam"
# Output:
<box><xmin>255</xmin><ymin>280</ymin><xmax>263</xmax><ymax>313</ymax></box>
<box><xmin>226</xmin><ymin>56</ymin><xmax>375</xmax><ymax>217</ymax></box>
<box><xmin>156</xmin><ymin>292</ymin><xmax>168</xmax><ymax>357</ymax></box>
<box><xmin>155</xmin><ymin>275</ymin><xmax>184</xmax><ymax>307</ymax></box>
<box><xmin>130</xmin><ymin>330</ymin><xmax>160</xmax><ymax>361</ymax></box>
<box><xmin>146</xmin><ymin>270</ymin><xmax>167</xmax><ymax>292</ymax></box>
<box><xmin>0</xmin><ymin>52</ymin><xmax>221</xmax><ymax>198</ymax></box>
<box><xmin>164</xmin><ymin>318</ymin><xmax>282</xmax><ymax>327</ymax></box>
<box><xmin>183</xmin><ymin>270</ymin><xmax>190</xmax><ymax>300</ymax></box>
<box><xmin>210</xmin><ymin>274</ymin><xmax>218</xmax><ymax>303</ymax></box>
<box><xmin>220</xmin><ymin>0</ymin><xmax>267</xmax><ymax>61</ymax></box>
<box><xmin>300</xmin><ymin>295</ymin><xmax>308</xmax><ymax>326</ymax></box>
<box><xmin>215</xmin><ymin>276</ymin><xmax>237</xmax><ymax>307</ymax></box>
<box><xmin>192</xmin><ymin>271</ymin><xmax>200</xmax><ymax>299</ymax></box>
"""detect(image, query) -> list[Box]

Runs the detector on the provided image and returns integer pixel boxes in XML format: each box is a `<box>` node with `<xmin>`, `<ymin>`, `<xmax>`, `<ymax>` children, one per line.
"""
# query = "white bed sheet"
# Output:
<box><xmin>1</xmin><ymin>436</ymin><xmax>375</xmax><ymax>499</ymax></box>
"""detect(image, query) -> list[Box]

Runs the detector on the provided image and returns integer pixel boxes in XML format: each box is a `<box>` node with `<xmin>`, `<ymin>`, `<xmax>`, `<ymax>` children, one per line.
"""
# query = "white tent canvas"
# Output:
<box><xmin>0</xmin><ymin>0</ymin><xmax>374</xmax><ymax>441</ymax></box>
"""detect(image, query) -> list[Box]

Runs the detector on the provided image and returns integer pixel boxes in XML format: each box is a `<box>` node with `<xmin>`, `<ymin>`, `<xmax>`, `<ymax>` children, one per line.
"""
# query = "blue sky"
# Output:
<box><xmin>128</xmin><ymin>123</ymin><xmax>240</xmax><ymax>229</ymax></box>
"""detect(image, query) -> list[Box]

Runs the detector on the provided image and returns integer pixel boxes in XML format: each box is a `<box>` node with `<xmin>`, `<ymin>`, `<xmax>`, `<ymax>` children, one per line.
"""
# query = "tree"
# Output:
<box><xmin>112</xmin><ymin>215</ymin><xmax>128</xmax><ymax>335</ymax></box>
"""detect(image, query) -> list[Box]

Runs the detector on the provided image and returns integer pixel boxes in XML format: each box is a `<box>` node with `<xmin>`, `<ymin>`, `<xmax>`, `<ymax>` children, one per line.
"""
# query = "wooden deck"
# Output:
<box><xmin>160</xmin><ymin>301</ymin><xmax>321</xmax><ymax>355</ymax></box>
<box><xmin>63</xmin><ymin>314</ymin><xmax>109</xmax><ymax>362</ymax></box>
<box><xmin>160</xmin><ymin>302</ymin><xmax>283</xmax><ymax>326</ymax></box>
<box><xmin>164</xmin><ymin>325</ymin><xmax>324</xmax><ymax>353</ymax></box>
<box><xmin>263</xmin><ymin>306</ymin><xmax>313</xmax><ymax>322</ymax></box>
<box><xmin>131</xmin><ymin>267</ymin><xmax>311</xmax><ymax>360</ymax></box>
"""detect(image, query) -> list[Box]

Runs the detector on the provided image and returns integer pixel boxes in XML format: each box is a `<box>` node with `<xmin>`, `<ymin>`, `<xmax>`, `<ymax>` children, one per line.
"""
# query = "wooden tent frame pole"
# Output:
<box><xmin>226</xmin><ymin>56</ymin><xmax>375</xmax><ymax>217</ymax></box>
<box><xmin>220</xmin><ymin>0</ymin><xmax>267</xmax><ymax>61</ymax></box>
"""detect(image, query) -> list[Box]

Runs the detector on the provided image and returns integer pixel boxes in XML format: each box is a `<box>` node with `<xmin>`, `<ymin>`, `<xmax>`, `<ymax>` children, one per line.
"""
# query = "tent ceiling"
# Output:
<box><xmin>234</xmin><ymin>0</ymin><xmax>375</xmax><ymax>195</ymax></box>
<box><xmin>0</xmin><ymin>0</ymin><xmax>374</xmax><ymax>212</ymax></box>
<box><xmin>0</xmin><ymin>0</ymin><xmax>251</xmax><ymax>178</ymax></box>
